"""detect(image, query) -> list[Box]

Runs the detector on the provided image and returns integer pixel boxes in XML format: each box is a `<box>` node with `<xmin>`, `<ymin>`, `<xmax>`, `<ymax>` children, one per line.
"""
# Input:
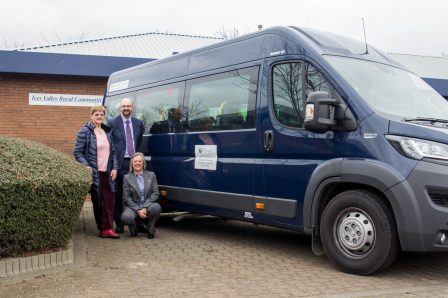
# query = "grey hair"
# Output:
<box><xmin>129</xmin><ymin>152</ymin><xmax>145</xmax><ymax>173</ymax></box>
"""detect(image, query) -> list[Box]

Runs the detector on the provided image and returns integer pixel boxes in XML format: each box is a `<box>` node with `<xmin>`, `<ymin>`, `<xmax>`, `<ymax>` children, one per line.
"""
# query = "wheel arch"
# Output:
<box><xmin>303</xmin><ymin>159</ymin><xmax>425</xmax><ymax>251</ymax></box>
<box><xmin>312</xmin><ymin>182</ymin><xmax>395</xmax><ymax>231</ymax></box>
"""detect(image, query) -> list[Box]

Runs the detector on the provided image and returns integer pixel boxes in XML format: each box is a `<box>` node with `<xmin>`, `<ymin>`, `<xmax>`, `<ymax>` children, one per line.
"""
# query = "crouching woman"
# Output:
<box><xmin>121</xmin><ymin>152</ymin><xmax>161</xmax><ymax>239</ymax></box>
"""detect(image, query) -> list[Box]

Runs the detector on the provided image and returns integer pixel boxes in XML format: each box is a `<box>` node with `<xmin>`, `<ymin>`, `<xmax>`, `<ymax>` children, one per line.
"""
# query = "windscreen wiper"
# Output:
<box><xmin>403</xmin><ymin>117</ymin><xmax>448</xmax><ymax>124</ymax></box>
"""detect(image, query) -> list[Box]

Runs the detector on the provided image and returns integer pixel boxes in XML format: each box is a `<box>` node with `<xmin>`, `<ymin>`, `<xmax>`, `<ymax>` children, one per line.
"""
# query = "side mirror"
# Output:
<box><xmin>304</xmin><ymin>91</ymin><xmax>357</xmax><ymax>133</ymax></box>
<box><xmin>304</xmin><ymin>91</ymin><xmax>338</xmax><ymax>133</ymax></box>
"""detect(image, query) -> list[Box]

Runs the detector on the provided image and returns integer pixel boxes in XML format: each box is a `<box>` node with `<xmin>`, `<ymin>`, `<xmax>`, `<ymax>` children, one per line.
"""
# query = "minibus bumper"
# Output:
<box><xmin>386</xmin><ymin>160</ymin><xmax>448</xmax><ymax>252</ymax></box>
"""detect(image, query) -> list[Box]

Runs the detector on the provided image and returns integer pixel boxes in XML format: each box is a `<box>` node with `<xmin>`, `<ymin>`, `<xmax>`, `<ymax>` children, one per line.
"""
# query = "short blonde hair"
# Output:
<box><xmin>90</xmin><ymin>105</ymin><xmax>106</xmax><ymax>115</ymax></box>
<box><xmin>129</xmin><ymin>152</ymin><xmax>146</xmax><ymax>173</ymax></box>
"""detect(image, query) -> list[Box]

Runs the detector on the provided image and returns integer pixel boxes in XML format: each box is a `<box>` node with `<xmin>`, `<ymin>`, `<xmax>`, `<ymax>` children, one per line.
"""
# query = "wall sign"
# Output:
<box><xmin>29</xmin><ymin>93</ymin><xmax>103</xmax><ymax>107</ymax></box>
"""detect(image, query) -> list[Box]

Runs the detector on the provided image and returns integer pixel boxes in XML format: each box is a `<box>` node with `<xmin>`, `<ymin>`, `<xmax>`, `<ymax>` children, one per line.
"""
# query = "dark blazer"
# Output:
<box><xmin>73</xmin><ymin>122</ymin><xmax>118</xmax><ymax>196</ymax></box>
<box><xmin>150</xmin><ymin>120</ymin><xmax>183</xmax><ymax>134</ymax></box>
<box><xmin>108</xmin><ymin>115</ymin><xmax>144</xmax><ymax>170</ymax></box>
<box><xmin>123</xmin><ymin>171</ymin><xmax>159</xmax><ymax>212</ymax></box>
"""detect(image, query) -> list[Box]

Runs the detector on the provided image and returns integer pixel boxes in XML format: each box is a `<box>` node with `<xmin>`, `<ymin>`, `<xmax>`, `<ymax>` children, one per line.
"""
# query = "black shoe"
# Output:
<box><xmin>147</xmin><ymin>233</ymin><xmax>155</xmax><ymax>239</ymax></box>
<box><xmin>115</xmin><ymin>225</ymin><xmax>124</xmax><ymax>233</ymax></box>
<box><xmin>129</xmin><ymin>225</ymin><xmax>138</xmax><ymax>237</ymax></box>
<box><xmin>137</xmin><ymin>223</ymin><xmax>148</xmax><ymax>233</ymax></box>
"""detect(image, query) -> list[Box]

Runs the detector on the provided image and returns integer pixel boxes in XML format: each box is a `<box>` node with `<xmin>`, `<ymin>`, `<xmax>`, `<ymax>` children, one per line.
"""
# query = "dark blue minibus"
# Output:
<box><xmin>104</xmin><ymin>26</ymin><xmax>448</xmax><ymax>275</ymax></box>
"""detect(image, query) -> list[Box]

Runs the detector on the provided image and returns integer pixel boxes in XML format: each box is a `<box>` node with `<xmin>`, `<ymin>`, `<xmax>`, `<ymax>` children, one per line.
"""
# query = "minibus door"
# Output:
<box><xmin>178</xmin><ymin>66</ymin><xmax>259</xmax><ymax>217</ymax></box>
<box><xmin>257</xmin><ymin>59</ymin><xmax>345</xmax><ymax>227</ymax></box>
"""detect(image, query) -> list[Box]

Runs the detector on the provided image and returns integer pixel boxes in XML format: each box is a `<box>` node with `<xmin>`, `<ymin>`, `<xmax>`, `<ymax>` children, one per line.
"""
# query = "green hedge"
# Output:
<box><xmin>0</xmin><ymin>136</ymin><xmax>91</xmax><ymax>258</ymax></box>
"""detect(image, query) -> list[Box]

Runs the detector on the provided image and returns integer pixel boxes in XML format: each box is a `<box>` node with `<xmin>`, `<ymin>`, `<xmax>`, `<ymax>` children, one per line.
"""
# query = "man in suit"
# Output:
<box><xmin>121</xmin><ymin>152</ymin><xmax>161</xmax><ymax>239</ymax></box>
<box><xmin>149</xmin><ymin>107</ymin><xmax>183</xmax><ymax>134</ymax></box>
<box><xmin>108</xmin><ymin>97</ymin><xmax>145</xmax><ymax>233</ymax></box>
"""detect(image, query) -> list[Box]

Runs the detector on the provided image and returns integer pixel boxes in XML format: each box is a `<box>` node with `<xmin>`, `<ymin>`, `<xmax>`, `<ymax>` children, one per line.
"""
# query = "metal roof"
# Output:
<box><xmin>17</xmin><ymin>32</ymin><xmax>223</xmax><ymax>59</ymax></box>
<box><xmin>388</xmin><ymin>53</ymin><xmax>448</xmax><ymax>80</ymax></box>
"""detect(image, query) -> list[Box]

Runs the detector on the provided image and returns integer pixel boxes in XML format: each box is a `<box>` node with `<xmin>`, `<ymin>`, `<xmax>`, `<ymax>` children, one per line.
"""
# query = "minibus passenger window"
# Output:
<box><xmin>105</xmin><ymin>95</ymin><xmax>131</xmax><ymax>120</ymax></box>
<box><xmin>185</xmin><ymin>66</ymin><xmax>258</xmax><ymax>132</ymax></box>
<box><xmin>133</xmin><ymin>82</ymin><xmax>185</xmax><ymax>134</ymax></box>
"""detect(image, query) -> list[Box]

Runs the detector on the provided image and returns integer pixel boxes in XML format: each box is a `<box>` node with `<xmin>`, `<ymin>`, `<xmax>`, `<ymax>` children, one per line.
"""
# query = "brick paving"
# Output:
<box><xmin>1</xmin><ymin>201</ymin><xmax>448</xmax><ymax>297</ymax></box>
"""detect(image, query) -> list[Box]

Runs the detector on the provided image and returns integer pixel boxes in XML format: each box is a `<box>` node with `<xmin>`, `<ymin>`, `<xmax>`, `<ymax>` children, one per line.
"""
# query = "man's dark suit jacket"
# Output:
<box><xmin>150</xmin><ymin>120</ymin><xmax>183</xmax><ymax>134</ymax></box>
<box><xmin>108</xmin><ymin>115</ymin><xmax>145</xmax><ymax>170</ymax></box>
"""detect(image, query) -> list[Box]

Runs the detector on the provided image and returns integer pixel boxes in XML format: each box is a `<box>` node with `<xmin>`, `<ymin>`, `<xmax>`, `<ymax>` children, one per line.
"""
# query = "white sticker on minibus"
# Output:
<box><xmin>270</xmin><ymin>50</ymin><xmax>286</xmax><ymax>56</ymax></box>
<box><xmin>109</xmin><ymin>80</ymin><xmax>129</xmax><ymax>92</ymax></box>
<box><xmin>244</xmin><ymin>212</ymin><xmax>253</xmax><ymax>219</ymax></box>
<box><xmin>194</xmin><ymin>145</ymin><xmax>217</xmax><ymax>171</ymax></box>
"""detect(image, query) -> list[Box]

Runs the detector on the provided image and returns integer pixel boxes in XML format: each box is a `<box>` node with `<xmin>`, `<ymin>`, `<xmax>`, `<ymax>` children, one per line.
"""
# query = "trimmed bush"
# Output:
<box><xmin>0</xmin><ymin>136</ymin><xmax>91</xmax><ymax>258</ymax></box>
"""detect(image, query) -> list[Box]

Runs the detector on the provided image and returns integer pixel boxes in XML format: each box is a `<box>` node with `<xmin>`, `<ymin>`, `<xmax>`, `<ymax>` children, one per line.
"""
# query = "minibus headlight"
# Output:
<box><xmin>386</xmin><ymin>135</ymin><xmax>448</xmax><ymax>161</ymax></box>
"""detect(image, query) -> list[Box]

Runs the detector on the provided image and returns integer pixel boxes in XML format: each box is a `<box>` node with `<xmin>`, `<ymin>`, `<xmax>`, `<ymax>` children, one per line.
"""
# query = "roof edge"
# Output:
<box><xmin>388</xmin><ymin>52</ymin><xmax>448</xmax><ymax>59</ymax></box>
<box><xmin>16</xmin><ymin>32</ymin><xmax>223</xmax><ymax>52</ymax></box>
<box><xmin>0</xmin><ymin>50</ymin><xmax>153</xmax><ymax>77</ymax></box>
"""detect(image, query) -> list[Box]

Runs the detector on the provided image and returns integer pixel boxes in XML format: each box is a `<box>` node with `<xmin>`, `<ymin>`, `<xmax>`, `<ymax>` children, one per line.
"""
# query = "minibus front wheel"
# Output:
<box><xmin>320</xmin><ymin>190</ymin><xmax>399</xmax><ymax>275</ymax></box>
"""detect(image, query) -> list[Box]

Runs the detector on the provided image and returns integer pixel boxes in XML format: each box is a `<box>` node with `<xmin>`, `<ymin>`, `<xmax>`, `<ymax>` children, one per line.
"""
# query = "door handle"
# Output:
<box><xmin>264</xmin><ymin>130</ymin><xmax>274</xmax><ymax>152</ymax></box>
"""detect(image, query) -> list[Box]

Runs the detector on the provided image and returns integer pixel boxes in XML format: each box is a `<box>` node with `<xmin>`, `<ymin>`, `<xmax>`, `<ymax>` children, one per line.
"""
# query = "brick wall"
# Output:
<box><xmin>0</xmin><ymin>73</ymin><xmax>107</xmax><ymax>155</ymax></box>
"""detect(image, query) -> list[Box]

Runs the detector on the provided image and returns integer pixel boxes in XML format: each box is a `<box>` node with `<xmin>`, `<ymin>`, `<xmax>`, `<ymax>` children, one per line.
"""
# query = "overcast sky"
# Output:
<box><xmin>1</xmin><ymin>0</ymin><xmax>447</xmax><ymax>56</ymax></box>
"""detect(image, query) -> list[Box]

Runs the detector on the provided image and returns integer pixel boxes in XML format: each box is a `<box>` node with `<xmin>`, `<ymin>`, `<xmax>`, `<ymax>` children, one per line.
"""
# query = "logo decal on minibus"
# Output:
<box><xmin>194</xmin><ymin>145</ymin><xmax>217</xmax><ymax>171</ymax></box>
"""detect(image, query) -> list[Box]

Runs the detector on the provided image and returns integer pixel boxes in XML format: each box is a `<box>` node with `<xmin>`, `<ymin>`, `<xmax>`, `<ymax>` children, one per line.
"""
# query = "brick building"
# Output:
<box><xmin>0</xmin><ymin>33</ymin><xmax>220</xmax><ymax>155</ymax></box>
<box><xmin>0</xmin><ymin>51</ymin><xmax>151</xmax><ymax>155</ymax></box>
<box><xmin>0</xmin><ymin>73</ymin><xmax>105</xmax><ymax>155</ymax></box>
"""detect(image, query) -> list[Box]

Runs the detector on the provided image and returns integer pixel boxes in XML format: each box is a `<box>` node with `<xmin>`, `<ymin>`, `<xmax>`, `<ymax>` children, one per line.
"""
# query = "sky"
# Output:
<box><xmin>1</xmin><ymin>0</ymin><xmax>448</xmax><ymax>57</ymax></box>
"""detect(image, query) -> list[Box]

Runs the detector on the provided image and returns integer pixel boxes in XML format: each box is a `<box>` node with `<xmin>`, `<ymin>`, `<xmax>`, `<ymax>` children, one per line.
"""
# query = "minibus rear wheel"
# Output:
<box><xmin>320</xmin><ymin>190</ymin><xmax>399</xmax><ymax>275</ymax></box>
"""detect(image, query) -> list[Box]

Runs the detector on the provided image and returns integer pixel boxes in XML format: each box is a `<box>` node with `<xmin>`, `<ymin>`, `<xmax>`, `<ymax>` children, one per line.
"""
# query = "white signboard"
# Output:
<box><xmin>29</xmin><ymin>93</ymin><xmax>103</xmax><ymax>107</ymax></box>
<box><xmin>194</xmin><ymin>145</ymin><xmax>217</xmax><ymax>171</ymax></box>
<box><xmin>109</xmin><ymin>80</ymin><xmax>129</xmax><ymax>92</ymax></box>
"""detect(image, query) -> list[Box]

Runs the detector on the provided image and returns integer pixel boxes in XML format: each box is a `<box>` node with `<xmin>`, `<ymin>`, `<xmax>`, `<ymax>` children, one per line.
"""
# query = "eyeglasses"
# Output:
<box><xmin>93</xmin><ymin>113</ymin><xmax>104</xmax><ymax>117</ymax></box>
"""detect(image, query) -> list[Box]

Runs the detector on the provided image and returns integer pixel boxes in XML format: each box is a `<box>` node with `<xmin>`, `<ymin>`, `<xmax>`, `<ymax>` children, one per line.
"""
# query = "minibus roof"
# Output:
<box><xmin>106</xmin><ymin>26</ymin><xmax>404</xmax><ymax>94</ymax></box>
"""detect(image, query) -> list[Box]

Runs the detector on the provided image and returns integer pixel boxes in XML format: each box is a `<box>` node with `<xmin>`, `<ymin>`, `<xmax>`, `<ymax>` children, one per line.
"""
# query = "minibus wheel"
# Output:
<box><xmin>320</xmin><ymin>190</ymin><xmax>399</xmax><ymax>275</ymax></box>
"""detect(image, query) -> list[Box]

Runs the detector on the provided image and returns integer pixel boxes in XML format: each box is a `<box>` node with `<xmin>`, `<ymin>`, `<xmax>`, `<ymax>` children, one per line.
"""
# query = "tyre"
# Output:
<box><xmin>320</xmin><ymin>190</ymin><xmax>399</xmax><ymax>275</ymax></box>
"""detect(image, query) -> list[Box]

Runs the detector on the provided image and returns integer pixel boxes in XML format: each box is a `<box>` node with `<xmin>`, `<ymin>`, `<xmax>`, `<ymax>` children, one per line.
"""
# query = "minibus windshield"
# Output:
<box><xmin>325</xmin><ymin>56</ymin><xmax>448</xmax><ymax>122</ymax></box>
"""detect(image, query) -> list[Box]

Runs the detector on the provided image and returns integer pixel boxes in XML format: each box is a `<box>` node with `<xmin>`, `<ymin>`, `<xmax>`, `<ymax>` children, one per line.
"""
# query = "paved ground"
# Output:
<box><xmin>1</xmin><ymin>202</ymin><xmax>448</xmax><ymax>297</ymax></box>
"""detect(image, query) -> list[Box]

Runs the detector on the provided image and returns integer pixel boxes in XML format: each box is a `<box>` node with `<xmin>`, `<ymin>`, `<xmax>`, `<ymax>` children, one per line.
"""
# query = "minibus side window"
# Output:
<box><xmin>105</xmin><ymin>94</ymin><xmax>134</xmax><ymax>121</ymax></box>
<box><xmin>134</xmin><ymin>82</ymin><xmax>185</xmax><ymax>134</ymax></box>
<box><xmin>306</xmin><ymin>64</ymin><xmax>338</xmax><ymax>99</ymax></box>
<box><xmin>185</xmin><ymin>66</ymin><xmax>258</xmax><ymax>132</ymax></box>
<box><xmin>272</xmin><ymin>62</ymin><xmax>339</xmax><ymax>128</ymax></box>
<box><xmin>272</xmin><ymin>62</ymin><xmax>305</xmax><ymax>128</ymax></box>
